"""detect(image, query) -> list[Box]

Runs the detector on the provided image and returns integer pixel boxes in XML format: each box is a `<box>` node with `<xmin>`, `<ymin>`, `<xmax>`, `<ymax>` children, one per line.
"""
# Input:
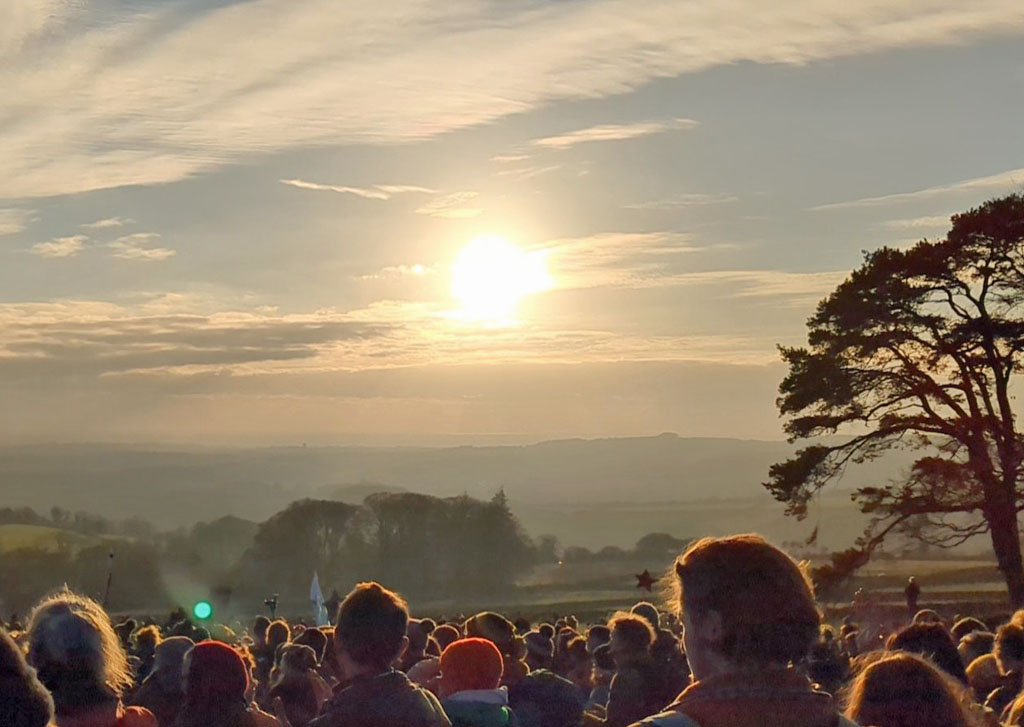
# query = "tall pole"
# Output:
<box><xmin>102</xmin><ymin>550</ymin><xmax>114</xmax><ymax>610</ymax></box>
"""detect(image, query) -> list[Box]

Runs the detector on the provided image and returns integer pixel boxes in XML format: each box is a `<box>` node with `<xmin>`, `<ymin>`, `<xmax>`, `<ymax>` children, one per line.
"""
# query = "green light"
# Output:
<box><xmin>192</xmin><ymin>600</ymin><xmax>213</xmax><ymax>620</ymax></box>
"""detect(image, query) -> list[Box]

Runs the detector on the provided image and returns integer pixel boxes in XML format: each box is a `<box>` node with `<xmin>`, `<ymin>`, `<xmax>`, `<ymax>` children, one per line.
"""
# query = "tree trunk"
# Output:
<box><xmin>988</xmin><ymin>502</ymin><xmax>1024</xmax><ymax>609</ymax></box>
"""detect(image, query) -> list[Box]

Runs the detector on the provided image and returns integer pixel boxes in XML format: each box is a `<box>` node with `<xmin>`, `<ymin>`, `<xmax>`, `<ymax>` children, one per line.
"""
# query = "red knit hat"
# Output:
<box><xmin>440</xmin><ymin>638</ymin><xmax>504</xmax><ymax>694</ymax></box>
<box><xmin>187</xmin><ymin>640</ymin><xmax>249</xmax><ymax>699</ymax></box>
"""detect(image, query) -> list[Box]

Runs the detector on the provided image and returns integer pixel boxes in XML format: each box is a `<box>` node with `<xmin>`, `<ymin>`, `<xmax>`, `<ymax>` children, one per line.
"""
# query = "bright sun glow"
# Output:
<box><xmin>452</xmin><ymin>235</ymin><xmax>552</xmax><ymax>322</ymax></box>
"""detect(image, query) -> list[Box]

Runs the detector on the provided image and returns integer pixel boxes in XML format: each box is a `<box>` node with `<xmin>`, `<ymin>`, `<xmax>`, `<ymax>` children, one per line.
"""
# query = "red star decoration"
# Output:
<box><xmin>635</xmin><ymin>569</ymin><xmax>656</xmax><ymax>592</ymax></box>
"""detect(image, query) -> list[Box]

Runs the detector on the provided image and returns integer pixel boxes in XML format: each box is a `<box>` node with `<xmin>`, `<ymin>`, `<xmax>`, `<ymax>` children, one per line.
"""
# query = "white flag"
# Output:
<box><xmin>310</xmin><ymin>571</ymin><xmax>328</xmax><ymax>626</ymax></box>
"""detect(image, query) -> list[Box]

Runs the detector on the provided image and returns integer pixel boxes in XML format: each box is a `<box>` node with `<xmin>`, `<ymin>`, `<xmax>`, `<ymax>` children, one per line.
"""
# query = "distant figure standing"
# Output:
<box><xmin>905</xmin><ymin>577</ymin><xmax>921</xmax><ymax>619</ymax></box>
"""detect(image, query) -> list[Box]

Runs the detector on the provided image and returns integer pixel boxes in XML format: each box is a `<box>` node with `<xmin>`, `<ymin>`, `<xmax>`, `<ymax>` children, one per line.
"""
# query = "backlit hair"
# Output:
<box><xmin>27</xmin><ymin>589</ymin><xmax>133</xmax><ymax>705</ymax></box>
<box><xmin>608</xmin><ymin>612</ymin><xmax>655</xmax><ymax>653</ymax></box>
<box><xmin>672</xmin><ymin>533</ymin><xmax>819</xmax><ymax>665</ymax></box>
<box><xmin>845</xmin><ymin>652</ymin><xmax>977</xmax><ymax>727</ymax></box>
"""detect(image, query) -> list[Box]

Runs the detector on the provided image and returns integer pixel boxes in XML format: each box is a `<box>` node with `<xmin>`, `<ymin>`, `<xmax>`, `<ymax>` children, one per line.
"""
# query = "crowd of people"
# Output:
<box><xmin>3</xmin><ymin>533</ymin><xmax>1023</xmax><ymax>726</ymax></box>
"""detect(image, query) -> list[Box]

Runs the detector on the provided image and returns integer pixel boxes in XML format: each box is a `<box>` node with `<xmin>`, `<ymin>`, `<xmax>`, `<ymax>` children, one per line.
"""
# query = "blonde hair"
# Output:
<box><xmin>27</xmin><ymin>588</ymin><xmax>133</xmax><ymax>700</ymax></box>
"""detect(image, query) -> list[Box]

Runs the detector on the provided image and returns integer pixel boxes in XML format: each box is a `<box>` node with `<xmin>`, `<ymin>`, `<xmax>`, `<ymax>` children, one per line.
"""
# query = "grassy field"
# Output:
<box><xmin>0</xmin><ymin>524</ymin><xmax>114</xmax><ymax>554</ymax></box>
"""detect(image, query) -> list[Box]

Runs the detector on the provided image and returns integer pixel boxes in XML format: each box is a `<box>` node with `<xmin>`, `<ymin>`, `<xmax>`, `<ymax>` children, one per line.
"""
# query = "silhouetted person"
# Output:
<box><xmin>0</xmin><ymin>626</ymin><xmax>53</xmax><ymax>727</ymax></box>
<box><xmin>174</xmin><ymin>640</ymin><xmax>278</xmax><ymax>727</ymax></box>
<box><xmin>586</xmin><ymin>644</ymin><xmax>614</xmax><ymax>711</ymax></box>
<box><xmin>439</xmin><ymin>638</ymin><xmax>516</xmax><ymax>727</ymax></box>
<box><xmin>587</xmin><ymin>612</ymin><xmax>664</xmax><ymax>726</ymax></box>
<box><xmin>886</xmin><ymin>622</ymin><xmax>968</xmax><ymax>684</ymax></box>
<box><xmin>310</xmin><ymin>582</ymin><xmax>450</xmax><ymax>727</ymax></box>
<box><xmin>905</xmin><ymin>576</ymin><xmax>921</xmax><ymax>618</ymax></box>
<box><xmin>846</xmin><ymin>652</ymin><xmax>983</xmax><ymax>727</ymax></box>
<box><xmin>628</xmin><ymin>534</ymin><xmax>853</xmax><ymax>727</ymax></box>
<box><xmin>131</xmin><ymin>636</ymin><xmax>194</xmax><ymax>727</ymax></box>
<box><xmin>269</xmin><ymin>644</ymin><xmax>324</xmax><ymax>727</ymax></box>
<box><xmin>983</xmin><ymin>622</ymin><xmax>1024</xmax><ymax>720</ymax></box>
<box><xmin>465</xmin><ymin>612</ymin><xmax>529</xmax><ymax>689</ymax></box>
<box><xmin>27</xmin><ymin>589</ymin><xmax>157</xmax><ymax>727</ymax></box>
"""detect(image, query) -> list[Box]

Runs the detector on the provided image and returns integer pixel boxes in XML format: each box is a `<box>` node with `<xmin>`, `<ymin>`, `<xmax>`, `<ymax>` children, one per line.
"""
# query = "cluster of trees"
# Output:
<box><xmin>231</xmin><ymin>490</ymin><xmax>535</xmax><ymax>603</ymax></box>
<box><xmin>549</xmin><ymin>532</ymin><xmax>692</xmax><ymax>564</ymax></box>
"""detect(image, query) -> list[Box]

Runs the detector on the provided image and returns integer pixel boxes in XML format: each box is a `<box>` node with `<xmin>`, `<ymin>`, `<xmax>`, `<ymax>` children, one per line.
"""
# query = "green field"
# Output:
<box><xmin>0</xmin><ymin>524</ymin><xmax>114</xmax><ymax>554</ymax></box>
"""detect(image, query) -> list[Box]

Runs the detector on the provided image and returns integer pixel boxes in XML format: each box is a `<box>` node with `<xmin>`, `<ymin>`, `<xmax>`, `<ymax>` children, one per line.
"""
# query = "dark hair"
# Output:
<box><xmin>593</xmin><ymin>643</ymin><xmax>615</xmax><ymax>671</ymax></box>
<box><xmin>0</xmin><ymin>628</ymin><xmax>54</xmax><ymax>727</ymax></box>
<box><xmin>587</xmin><ymin>625</ymin><xmax>610</xmax><ymax>644</ymax></box>
<box><xmin>433</xmin><ymin>624</ymin><xmax>460</xmax><ymax>652</ymax></box>
<box><xmin>335</xmin><ymin>582</ymin><xmax>408</xmax><ymax>670</ymax></box>
<box><xmin>674</xmin><ymin>534</ymin><xmax>819</xmax><ymax>665</ymax></box>
<box><xmin>887</xmin><ymin>623</ymin><xmax>967</xmax><ymax>684</ymax></box>
<box><xmin>267</xmin><ymin>620</ymin><xmax>291</xmax><ymax>650</ymax></box>
<box><xmin>951</xmin><ymin>618</ymin><xmax>988</xmax><ymax>642</ymax></box>
<box><xmin>996</xmin><ymin>623</ymin><xmax>1024</xmax><ymax>670</ymax></box>
<box><xmin>253</xmin><ymin>616</ymin><xmax>271</xmax><ymax>640</ymax></box>
<box><xmin>293</xmin><ymin>628</ymin><xmax>328</xmax><ymax>664</ymax></box>
<box><xmin>538</xmin><ymin>623</ymin><xmax>555</xmax><ymax>640</ymax></box>
<box><xmin>608</xmin><ymin>613</ymin><xmax>654</xmax><ymax>654</ymax></box>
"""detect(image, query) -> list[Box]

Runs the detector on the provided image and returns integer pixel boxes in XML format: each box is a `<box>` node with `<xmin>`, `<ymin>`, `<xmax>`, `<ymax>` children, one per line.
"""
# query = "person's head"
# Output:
<box><xmin>335</xmin><ymin>582</ymin><xmax>409</xmax><ymax>676</ymax></box>
<box><xmin>958</xmin><ymin>631</ymin><xmax>994</xmax><ymax>666</ymax></box>
<box><xmin>177</xmin><ymin>641</ymin><xmax>250</xmax><ymax>727</ymax></box>
<box><xmin>26</xmin><ymin>589</ymin><xmax>133</xmax><ymax>716</ymax></box>
<box><xmin>845</xmin><ymin>652</ymin><xmax>975</xmax><ymax>727</ymax></box>
<box><xmin>113</xmin><ymin>619</ymin><xmax>136</xmax><ymax>648</ymax></box>
<box><xmin>913</xmin><ymin>609</ymin><xmax>942</xmax><ymax>625</ymax></box>
<box><xmin>149</xmin><ymin>636</ymin><xmax>194</xmax><ymax>690</ymax></box>
<box><xmin>407</xmin><ymin>619</ymin><xmax>431</xmax><ymax>656</ymax></box>
<box><xmin>433</xmin><ymin>624</ymin><xmax>460</xmax><ymax>652</ymax></box>
<box><xmin>465</xmin><ymin>612</ymin><xmax>518</xmax><ymax>657</ymax></box>
<box><xmin>293</xmin><ymin>626</ymin><xmax>328</xmax><ymax>664</ymax></box>
<box><xmin>586</xmin><ymin>625</ymin><xmax>610</xmax><ymax>655</ymax></box>
<box><xmin>439</xmin><ymin>638</ymin><xmax>504</xmax><ymax>698</ymax></box>
<box><xmin>951</xmin><ymin>617</ymin><xmax>988</xmax><ymax>643</ymax></box>
<box><xmin>887</xmin><ymin>622</ymin><xmax>968</xmax><ymax>684</ymax></box>
<box><xmin>272</xmin><ymin>643</ymin><xmax>318</xmax><ymax>686</ymax></box>
<box><xmin>592</xmin><ymin>643</ymin><xmax>615</xmax><ymax>687</ymax></box>
<box><xmin>252</xmin><ymin>615</ymin><xmax>271</xmax><ymax>647</ymax></box>
<box><xmin>996</xmin><ymin>623</ymin><xmax>1024</xmax><ymax>674</ymax></box>
<box><xmin>514</xmin><ymin>617</ymin><xmax>531</xmax><ymax>635</ymax></box>
<box><xmin>563</xmin><ymin>636</ymin><xmax>591</xmax><ymax>689</ymax></box>
<box><xmin>672</xmin><ymin>534</ymin><xmax>819</xmax><ymax>679</ymax></box>
<box><xmin>631</xmin><ymin>602</ymin><xmax>661</xmax><ymax>631</ymax></box>
<box><xmin>133</xmin><ymin>624</ymin><xmax>161</xmax><ymax>654</ymax></box>
<box><xmin>538</xmin><ymin>623</ymin><xmax>555</xmax><ymax>640</ymax></box>
<box><xmin>267</xmin><ymin>619</ymin><xmax>290</xmax><ymax>650</ymax></box>
<box><xmin>0</xmin><ymin>627</ymin><xmax>54</xmax><ymax>727</ymax></box>
<box><xmin>607</xmin><ymin>612</ymin><xmax>654</xmax><ymax>669</ymax></box>
<box><xmin>525</xmin><ymin>630</ymin><xmax>554</xmax><ymax>671</ymax></box>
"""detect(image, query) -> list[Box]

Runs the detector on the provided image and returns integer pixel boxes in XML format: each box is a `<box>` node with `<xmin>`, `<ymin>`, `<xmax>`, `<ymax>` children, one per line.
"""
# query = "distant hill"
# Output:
<box><xmin>0</xmin><ymin>435</ymin><xmax>914</xmax><ymax>547</ymax></box>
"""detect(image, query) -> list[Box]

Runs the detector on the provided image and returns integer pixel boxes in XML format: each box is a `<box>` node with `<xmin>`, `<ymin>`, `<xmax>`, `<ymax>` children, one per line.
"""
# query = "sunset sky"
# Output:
<box><xmin>3</xmin><ymin>1</ymin><xmax>1024</xmax><ymax>445</ymax></box>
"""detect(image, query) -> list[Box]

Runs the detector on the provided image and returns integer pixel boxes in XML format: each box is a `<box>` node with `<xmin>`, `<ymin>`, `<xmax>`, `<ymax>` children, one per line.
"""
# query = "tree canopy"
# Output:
<box><xmin>766</xmin><ymin>194</ymin><xmax>1024</xmax><ymax>605</ymax></box>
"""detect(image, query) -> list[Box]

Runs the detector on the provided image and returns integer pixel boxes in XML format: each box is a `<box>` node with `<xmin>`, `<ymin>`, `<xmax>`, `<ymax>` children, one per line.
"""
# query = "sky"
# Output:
<box><xmin>2</xmin><ymin>0</ymin><xmax>1024</xmax><ymax>446</ymax></box>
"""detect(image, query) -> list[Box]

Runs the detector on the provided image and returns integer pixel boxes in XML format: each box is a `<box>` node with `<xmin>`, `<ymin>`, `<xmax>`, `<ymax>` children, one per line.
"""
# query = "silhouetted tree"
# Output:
<box><xmin>766</xmin><ymin>194</ymin><xmax>1024</xmax><ymax>606</ymax></box>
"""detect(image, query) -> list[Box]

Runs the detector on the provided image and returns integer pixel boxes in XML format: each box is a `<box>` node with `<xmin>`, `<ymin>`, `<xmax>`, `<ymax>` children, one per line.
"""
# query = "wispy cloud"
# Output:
<box><xmin>496</xmin><ymin>165</ymin><xmax>562</xmax><ymax>181</ymax></box>
<box><xmin>359</xmin><ymin>264</ymin><xmax>434</xmax><ymax>280</ymax></box>
<box><xmin>416</xmin><ymin>192</ymin><xmax>482</xmax><ymax>219</ymax></box>
<box><xmin>624</xmin><ymin>193</ymin><xmax>738</xmax><ymax>210</ymax></box>
<box><xmin>811</xmin><ymin>167</ymin><xmax>1024</xmax><ymax>210</ymax></box>
<box><xmin>281</xmin><ymin>178</ymin><xmax>434</xmax><ymax>200</ymax></box>
<box><xmin>0</xmin><ymin>208</ymin><xmax>36</xmax><ymax>236</ymax></box>
<box><xmin>881</xmin><ymin>214</ymin><xmax>951</xmax><ymax>230</ymax></box>
<box><xmin>491</xmin><ymin>154</ymin><xmax>531</xmax><ymax>163</ymax></box>
<box><xmin>82</xmin><ymin>216</ymin><xmax>135</xmax><ymax>230</ymax></box>
<box><xmin>109</xmin><ymin>233</ymin><xmax>176</xmax><ymax>261</ymax></box>
<box><xmin>6</xmin><ymin>2</ymin><xmax>1023</xmax><ymax>198</ymax></box>
<box><xmin>533</xmin><ymin>118</ymin><xmax>699</xmax><ymax>150</ymax></box>
<box><xmin>30</xmin><ymin>235</ymin><xmax>88</xmax><ymax>259</ymax></box>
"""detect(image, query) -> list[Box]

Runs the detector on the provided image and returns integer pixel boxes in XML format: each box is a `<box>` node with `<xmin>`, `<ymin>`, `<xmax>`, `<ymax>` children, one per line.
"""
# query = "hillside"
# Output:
<box><xmin>0</xmin><ymin>435</ymin><xmax>914</xmax><ymax>548</ymax></box>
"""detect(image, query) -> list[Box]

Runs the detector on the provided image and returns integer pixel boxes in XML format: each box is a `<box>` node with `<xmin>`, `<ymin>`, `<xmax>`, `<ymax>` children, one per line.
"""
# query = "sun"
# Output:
<box><xmin>452</xmin><ymin>235</ymin><xmax>552</xmax><ymax>321</ymax></box>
